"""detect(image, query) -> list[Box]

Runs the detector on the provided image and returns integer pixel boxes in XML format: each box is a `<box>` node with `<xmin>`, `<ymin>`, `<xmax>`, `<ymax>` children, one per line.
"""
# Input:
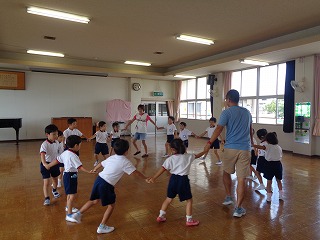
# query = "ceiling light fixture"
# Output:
<box><xmin>240</xmin><ymin>59</ymin><xmax>269</xmax><ymax>66</ymax></box>
<box><xmin>27</xmin><ymin>6</ymin><xmax>90</xmax><ymax>24</ymax></box>
<box><xmin>124</xmin><ymin>61</ymin><xmax>151</xmax><ymax>66</ymax></box>
<box><xmin>27</xmin><ymin>50</ymin><xmax>64</xmax><ymax>57</ymax></box>
<box><xmin>176</xmin><ymin>34</ymin><xmax>214</xmax><ymax>45</ymax></box>
<box><xmin>174</xmin><ymin>74</ymin><xmax>196</xmax><ymax>79</ymax></box>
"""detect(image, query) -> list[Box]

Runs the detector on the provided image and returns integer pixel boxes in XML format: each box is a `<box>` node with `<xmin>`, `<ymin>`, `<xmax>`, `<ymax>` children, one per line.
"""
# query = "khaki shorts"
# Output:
<box><xmin>222</xmin><ymin>148</ymin><xmax>251</xmax><ymax>178</ymax></box>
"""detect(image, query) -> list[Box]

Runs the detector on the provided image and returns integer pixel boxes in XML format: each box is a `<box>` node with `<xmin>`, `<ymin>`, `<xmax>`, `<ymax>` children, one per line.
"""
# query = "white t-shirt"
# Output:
<box><xmin>162</xmin><ymin>153</ymin><xmax>196</xmax><ymax>176</ymax></box>
<box><xmin>179</xmin><ymin>129</ymin><xmax>193</xmax><ymax>141</ymax></box>
<box><xmin>265</xmin><ymin>144</ymin><xmax>282</xmax><ymax>162</ymax></box>
<box><xmin>95</xmin><ymin>131</ymin><xmax>109</xmax><ymax>143</ymax></box>
<box><xmin>58</xmin><ymin>142</ymin><xmax>64</xmax><ymax>155</ymax></box>
<box><xmin>258</xmin><ymin>141</ymin><xmax>267</xmax><ymax>157</ymax></box>
<box><xmin>133</xmin><ymin>113</ymin><xmax>151</xmax><ymax>133</ymax></box>
<box><xmin>111</xmin><ymin>130</ymin><xmax>121</xmax><ymax>139</ymax></box>
<box><xmin>206</xmin><ymin>126</ymin><xmax>216</xmax><ymax>138</ymax></box>
<box><xmin>40</xmin><ymin>139</ymin><xmax>60</xmax><ymax>163</ymax></box>
<box><xmin>165</xmin><ymin>123</ymin><xmax>177</xmax><ymax>135</ymax></box>
<box><xmin>251</xmin><ymin>137</ymin><xmax>257</xmax><ymax>150</ymax></box>
<box><xmin>57</xmin><ymin>150</ymin><xmax>83</xmax><ymax>172</ymax></box>
<box><xmin>98</xmin><ymin>155</ymin><xmax>136</xmax><ymax>186</ymax></box>
<box><xmin>63</xmin><ymin>128</ymin><xmax>83</xmax><ymax>143</ymax></box>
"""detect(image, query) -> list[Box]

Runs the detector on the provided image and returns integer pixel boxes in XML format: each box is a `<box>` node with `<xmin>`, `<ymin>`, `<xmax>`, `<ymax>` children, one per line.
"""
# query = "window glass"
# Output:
<box><xmin>196</xmin><ymin>101</ymin><xmax>207</xmax><ymax>120</ymax></box>
<box><xmin>197</xmin><ymin>77</ymin><xmax>208</xmax><ymax>99</ymax></box>
<box><xmin>187</xmin><ymin>102</ymin><xmax>195</xmax><ymax>119</ymax></box>
<box><xmin>277</xmin><ymin>63</ymin><xmax>286</xmax><ymax>95</ymax></box>
<box><xmin>206</xmin><ymin>101</ymin><xmax>212</xmax><ymax>119</ymax></box>
<box><xmin>231</xmin><ymin>71</ymin><xmax>241</xmax><ymax>93</ymax></box>
<box><xmin>181</xmin><ymin>81</ymin><xmax>187</xmax><ymax>100</ymax></box>
<box><xmin>241</xmin><ymin>68</ymin><xmax>257</xmax><ymax>97</ymax></box>
<box><xmin>158</xmin><ymin>104</ymin><xmax>167</xmax><ymax>116</ymax></box>
<box><xmin>258</xmin><ymin>98</ymin><xmax>277</xmax><ymax>124</ymax></box>
<box><xmin>187</xmin><ymin>79</ymin><xmax>196</xmax><ymax>99</ymax></box>
<box><xmin>180</xmin><ymin>102</ymin><xmax>187</xmax><ymax>118</ymax></box>
<box><xmin>260</xmin><ymin>65</ymin><xmax>277</xmax><ymax>96</ymax></box>
<box><xmin>242</xmin><ymin>99</ymin><xmax>257</xmax><ymax>123</ymax></box>
<box><xmin>277</xmin><ymin>99</ymin><xmax>284</xmax><ymax>124</ymax></box>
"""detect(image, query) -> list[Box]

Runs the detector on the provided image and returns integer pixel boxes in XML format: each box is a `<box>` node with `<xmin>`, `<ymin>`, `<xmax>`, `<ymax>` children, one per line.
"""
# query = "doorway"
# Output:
<box><xmin>142</xmin><ymin>101</ymin><xmax>168</xmax><ymax>135</ymax></box>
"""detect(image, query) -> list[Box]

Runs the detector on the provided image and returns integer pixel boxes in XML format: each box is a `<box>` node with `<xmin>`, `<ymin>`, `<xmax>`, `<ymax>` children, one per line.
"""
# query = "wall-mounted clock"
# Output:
<box><xmin>132</xmin><ymin>83</ymin><xmax>141</xmax><ymax>91</ymax></box>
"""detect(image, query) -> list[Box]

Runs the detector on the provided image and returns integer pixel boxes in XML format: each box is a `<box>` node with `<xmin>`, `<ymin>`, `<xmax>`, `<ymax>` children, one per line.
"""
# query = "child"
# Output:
<box><xmin>70</xmin><ymin>139</ymin><xmax>147</xmax><ymax>234</ymax></box>
<box><xmin>254</xmin><ymin>132</ymin><xmax>283</xmax><ymax>202</ymax></box>
<box><xmin>197</xmin><ymin>117</ymin><xmax>224</xmax><ymax>165</ymax></box>
<box><xmin>46</xmin><ymin>135</ymin><xmax>91</xmax><ymax>222</ymax></box>
<box><xmin>158</xmin><ymin>116</ymin><xmax>177</xmax><ymax>157</ymax></box>
<box><xmin>57</xmin><ymin>130</ymin><xmax>64</xmax><ymax>188</ymax></box>
<box><xmin>40</xmin><ymin>124</ymin><xmax>61</xmax><ymax>206</ymax></box>
<box><xmin>109</xmin><ymin>122</ymin><xmax>121</xmax><ymax>155</ymax></box>
<box><xmin>254</xmin><ymin>128</ymin><xmax>268</xmax><ymax>191</ymax></box>
<box><xmin>124</xmin><ymin>104</ymin><xmax>159</xmax><ymax>158</ymax></box>
<box><xmin>147</xmin><ymin>139</ymin><xmax>205</xmax><ymax>226</ymax></box>
<box><xmin>247</xmin><ymin>129</ymin><xmax>259</xmax><ymax>180</ymax></box>
<box><xmin>63</xmin><ymin>118</ymin><xmax>88</xmax><ymax>149</ymax></box>
<box><xmin>88</xmin><ymin>121</ymin><xmax>109</xmax><ymax>166</ymax></box>
<box><xmin>178</xmin><ymin>122</ymin><xmax>197</xmax><ymax>150</ymax></box>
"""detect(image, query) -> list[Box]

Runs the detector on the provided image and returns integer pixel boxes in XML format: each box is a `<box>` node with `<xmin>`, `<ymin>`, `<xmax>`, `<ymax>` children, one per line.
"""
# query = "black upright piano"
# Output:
<box><xmin>0</xmin><ymin>118</ymin><xmax>22</xmax><ymax>144</ymax></box>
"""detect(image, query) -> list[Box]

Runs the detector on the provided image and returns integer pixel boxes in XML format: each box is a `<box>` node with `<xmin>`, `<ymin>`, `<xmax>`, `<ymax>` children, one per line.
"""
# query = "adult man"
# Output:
<box><xmin>204</xmin><ymin>89</ymin><xmax>253</xmax><ymax>218</ymax></box>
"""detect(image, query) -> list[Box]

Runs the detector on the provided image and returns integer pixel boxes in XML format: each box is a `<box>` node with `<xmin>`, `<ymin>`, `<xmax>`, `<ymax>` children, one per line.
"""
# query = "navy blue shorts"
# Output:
<box><xmin>210</xmin><ymin>139</ymin><xmax>220</xmax><ymax>149</ymax></box>
<box><xmin>40</xmin><ymin>162</ymin><xmax>60</xmax><ymax>179</ymax></box>
<box><xmin>256</xmin><ymin>156</ymin><xmax>267</xmax><ymax>173</ymax></box>
<box><xmin>90</xmin><ymin>176</ymin><xmax>116</xmax><ymax>206</ymax></box>
<box><xmin>63</xmin><ymin>172</ymin><xmax>78</xmax><ymax>195</ymax></box>
<box><xmin>183</xmin><ymin>140</ymin><xmax>189</xmax><ymax>148</ymax></box>
<box><xmin>167</xmin><ymin>174</ymin><xmax>192</xmax><ymax>202</ymax></box>
<box><xmin>111</xmin><ymin>138</ymin><xmax>120</xmax><ymax>148</ymax></box>
<box><xmin>166</xmin><ymin>135</ymin><xmax>174</xmax><ymax>143</ymax></box>
<box><xmin>250</xmin><ymin>149</ymin><xmax>257</xmax><ymax>165</ymax></box>
<box><xmin>264</xmin><ymin>161</ymin><xmax>283</xmax><ymax>181</ymax></box>
<box><xmin>95</xmin><ymin>142</ymin><xmax>109</xmax><ymax>155</ymax></box>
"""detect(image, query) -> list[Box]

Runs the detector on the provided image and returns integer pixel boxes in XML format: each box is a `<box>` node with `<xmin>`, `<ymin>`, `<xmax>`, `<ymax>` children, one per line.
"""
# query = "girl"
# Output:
<box><xmin>147</xmin><ymin>139</ymin><xmax>205</xmax><ymax>226</ymax></box>
<box><xmin>254</xmin><ymin>129</ymin><xmax>268</xmax><ymax>191</ymax></box>
<box><xmin>109</xmin><ymin>122</ymin><xmax>121</xmax><ymax>156</ymax></box>
<box><xmin>254</xmin><ymin>132</ymin><xmax>283</xmax><ymax>202</ymax></box>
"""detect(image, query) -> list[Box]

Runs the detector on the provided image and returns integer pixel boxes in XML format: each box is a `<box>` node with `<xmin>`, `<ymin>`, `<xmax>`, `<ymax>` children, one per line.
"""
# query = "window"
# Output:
<box><xmin>158</xmin><ymin>104</ymin><xmax>167</xmax><ymax>116</ymax></box>
<box><xmin>231</xmin><ymin>63</ymin><xmax>285</xmax><ymax>124</ymax></box>
<box><xmin>179</xmin><ymin>77</ymin><xmax>212</xmax><ymax>120</ymax></box>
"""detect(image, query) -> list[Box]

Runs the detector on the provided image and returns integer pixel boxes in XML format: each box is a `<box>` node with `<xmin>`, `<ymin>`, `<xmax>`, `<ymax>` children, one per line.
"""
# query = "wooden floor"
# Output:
<box><xmin>1</xmin><ymin>136</ymin><xmax>320</xmax><ymax>240</ymax></box>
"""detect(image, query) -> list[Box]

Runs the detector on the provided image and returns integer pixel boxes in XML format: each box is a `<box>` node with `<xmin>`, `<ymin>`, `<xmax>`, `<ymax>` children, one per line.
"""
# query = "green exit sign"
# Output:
<box><xmin>153</xmin><ymin>91</ymin><xmax>164</xmax><ymax>96</ymax></box>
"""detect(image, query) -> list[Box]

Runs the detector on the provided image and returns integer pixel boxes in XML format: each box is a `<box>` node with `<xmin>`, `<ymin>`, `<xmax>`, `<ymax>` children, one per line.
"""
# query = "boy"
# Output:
<box><xmin>63</xmin><ymin>118</ymin><xmax>88</xmax><ymax>149</ymax></box>
<box><xmin>88</xmin><ymin>121</ymin><xmax>109</xmax><ymax>166</ymax></box>
<box><xmin>46</xmin><ymin>135</ymin><xmax>91</xmax><ymax>223</ymax></box>
<box><xmin>198</xmin><ymin>117</ymin><xmax>224</xmax><ymax>164</ymax></box>
<box><xmin>178</xmin><ymin>122</ymin><xmax>197</xmax><ymax>150</ymax></box>
<box><xmin>71</xmin><ymin>139</ymin><xmax>147</xmax><ymax>234</ymax></box>
<box><xmin>40</xmin><ymin>124</ymin><xmax>61</xmax><ymax>206</ymax></box>
<box><xmin>57</xmin><ymin>130</ymin><xmax>64</xmax><ymax>188</ymax></box>
<box><xmin>158</xmin><ymin>116</ymin><xmax>177</xmax><ymax>157</ymax></box>
<box><xmin>124</xmin><ymin>104</ymin><xmax>159</xmax><ymax>158</ymax></box>
<box><xmin>109</xmin><ymin>121</ymin><xmax>121</xmax><ymax>156</ymax></box>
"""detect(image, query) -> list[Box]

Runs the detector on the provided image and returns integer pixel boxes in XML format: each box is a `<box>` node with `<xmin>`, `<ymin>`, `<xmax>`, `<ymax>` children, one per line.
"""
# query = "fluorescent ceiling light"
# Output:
<box><xmin>27</xmin><ymin>6</ymin><xmax>90</xmax><ymax>24</ymax></box>
<box><xmin>174</xmin><ymin>75</ymin><xmax>196</xmax><ymax>79</ymax></box>
<box><xmin>176</xmin><ymin>34</ymin><xmax>214</xmax><ymax>45</ymax></box>
<box><xmin>27</xmin><ymin>50</ymin><xmax>64</xmax><ymax>57</ymax></box>
<box><xmin>124</xmin><ymin>61</ymin><xmax>151</xmax><ymax>66</ymax></box>
<box><xmin>240</xmin><ymin>59</ymin><xmax>269</xmax><ymax>66</ymax></box>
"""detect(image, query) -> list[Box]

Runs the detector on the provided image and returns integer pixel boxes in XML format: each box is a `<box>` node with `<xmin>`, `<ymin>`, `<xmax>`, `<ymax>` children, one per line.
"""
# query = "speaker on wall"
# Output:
<box><xmin>207</xmin><ymin>74</ymin><xmax>217</xmax><ymax>85</ymax></box>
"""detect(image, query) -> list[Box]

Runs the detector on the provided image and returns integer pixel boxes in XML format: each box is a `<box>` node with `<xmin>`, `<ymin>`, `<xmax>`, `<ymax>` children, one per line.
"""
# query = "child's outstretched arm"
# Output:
<box><xmin>45</xmin><ymin>159</ymin><xmax>60</xmax><ymax>170</ymax></box>
<box><xmin>90</xmin><ymin>162</ymin><xmax>103</xmax><ymax>173</ymax></box>
<box><xmin>132</xmin><ymin>170</ymin><xmax>147</xmax><ymax>180</ymax></box>
<box><xmin>78</xmin><ymin>165</ymin><xmax>91</xmax><ymax>173</ymax></box>
<box><xmin>197</xmin><ymin>130</ymin><xmax>207</xmax><ymax>138</ymax></box>
<box><xmin>253</xmin><ymin>144</ymin><xmax>266</xmax><ymax>150</ymax></box>
<box><xmin>147</xmin><ymin>167</ymin><xmax>166</xmax><ymax>183</ymax></box>
<box><xmin>124</xmin><ymin>118</ymin><xmax>135</xmax><ymax>130</ymax></box>
<box><xmin>87</xmin><ymin>133</ymin><xmax>97</xmax><ymax>142</ymax></box>
<box><xmin>149</xmin><ymin>118</ymin><xmax>159</xmax><ymax>129</ymax></box>
<box><xmin>194</xmin><ymin>150</ymin><xmax>207</xmax><ymax>159</ymax></box>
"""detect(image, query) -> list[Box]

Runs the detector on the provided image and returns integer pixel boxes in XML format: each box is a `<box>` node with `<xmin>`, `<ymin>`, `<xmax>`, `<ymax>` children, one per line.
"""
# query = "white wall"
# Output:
<box><xmin>0</xmin><ymin>71</ymin><xmax>129</xmax><ymax>140</ymax></box>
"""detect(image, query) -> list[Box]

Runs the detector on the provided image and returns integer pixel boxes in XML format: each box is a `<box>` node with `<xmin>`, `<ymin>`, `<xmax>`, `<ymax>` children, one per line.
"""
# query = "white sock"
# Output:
<box><xmin>159</xmin><ymin>210</ymin><xmax>166</xmax><ymax>217</ymax></box>
<box><xmin>186</xmin><ymin>215</ymin><xmax>192</xmax><ymax>221</ymax></box>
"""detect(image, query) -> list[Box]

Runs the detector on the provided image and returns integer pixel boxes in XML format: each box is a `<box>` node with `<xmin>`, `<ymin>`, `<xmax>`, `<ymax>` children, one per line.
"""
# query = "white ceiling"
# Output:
<box><xmin>0</xmin><ymin>0</ymin><xmax>320</xmax><ymax>80</ymax></box>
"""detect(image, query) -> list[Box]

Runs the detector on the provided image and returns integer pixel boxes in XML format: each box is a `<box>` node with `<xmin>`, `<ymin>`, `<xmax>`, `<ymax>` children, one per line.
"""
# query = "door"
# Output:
<box><xmin>142</xmin><ymin>101</ymin><xmax>168</xmax><ymax>135</ymax></box>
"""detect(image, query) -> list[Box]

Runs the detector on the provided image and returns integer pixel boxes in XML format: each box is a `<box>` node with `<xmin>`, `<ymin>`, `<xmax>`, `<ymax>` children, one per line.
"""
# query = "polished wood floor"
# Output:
<box><xmin>1</xmin><ymin>136</ymin><xmax>320</xmax><ymax>240</ymax></box>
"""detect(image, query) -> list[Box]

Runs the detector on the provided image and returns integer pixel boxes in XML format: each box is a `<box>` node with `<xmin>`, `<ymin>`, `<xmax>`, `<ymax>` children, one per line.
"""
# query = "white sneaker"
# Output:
<box><xmin>215</xmin><ymin>160</ymin><xmax>222</xmax><ymax>165</ymax></box>
<box><xmin>162</xmin><ymin>154</ymin><xmax>169</xmax><ymax>158</ymax></box>
<box><xmin>97</xmin><ymin>224</ymin><xmax>115</xmax><ymax>234</ymax></box>
<box><xmin>43</xmin><ymin>198</ymin><xmax>50</xmax><ymax>206</ymax></box>
<box><xmin>57</xmin><ymin>179</ymin><xmax>62</xmax><ymax>188</ymax></box>
<box><xmin>255</xmin><ymin>184</ymin><xmax>266</xmax><ymax>191</ymax></box>
<box><xmin>65</xmin><ymin>213</ymin><xmax>79</xmax><ymax>223</ymax></box>
<box><xmin>266</xmin><ymin>193</ymin><xmax>272</xmax><ymax>202</ymax></box>
<box><xmin>65</xmin><ymin>207</ymin><xmax>79</xmax><ymax>213</ymax></box>
<box><xmin>252</xmin><ymin>176</ymin><xmax>258</xmax><ymax>181</ymax></box>
<box><xmin>94</xmin><ymin>160</ymin><xmax>99</xmax><ymax>167</ymax></box>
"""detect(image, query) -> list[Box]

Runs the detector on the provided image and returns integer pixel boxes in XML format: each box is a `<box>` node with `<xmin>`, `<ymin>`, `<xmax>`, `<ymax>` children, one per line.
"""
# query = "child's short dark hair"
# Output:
<box><xmin>180</xmin><ymin>122</ymin><xmax>186</xmax><ymax>127</ymax></box>
<box><xmin>137</xmin><ymin>104</ymin><xmax>144</xmax><ymax>111</ymax></box>
<box><xmin>66</xmin><ymin>135</ymin><xmax>82</xmax><ymax>148</ymax></box>
<box><xmin>67</xmin><ymin>118</ymin><xmax>77</xmax><ymax>125</ymax></box>
<box><xmin>226</xmin><ymin>89</ymin><xmax>240</xmax><ymax>103</ymax></box>
<box><xmin>114</xmin><ymin>139</ymin><xmax>129</xmax><ymax>155</ymax></box>
<box><xmin>209</xmin><ymin>117</ymin><xmax>217</xmax><ymax>123</ymax></box>
<box><xmin>45</xmin><ymin>124</ymin><xmax>58</xmax><ymax>134</ymax></box>
<box><xmin>98</xmin><ymin>121</ymin><xmax>106</xmax><ymax>128</ymax></box>
<box><xmin>256</xmin><ymin>128</ymin><xmax>268</xmax><ymax>140</ymax></box>
<box><xmin>265</xmin><ymin>132</ymin><xmax>278</xmax><ymax>145</ymax></box>
<box><xmin>168</xmin><ymin>116</ymin><xmax>175</xmax><ymax>122</ymax></box>
<box><xmin>112</xmin><ymin>122</ymin><xmax>119</xmax><ymax>128</ymax></box>
<box><xmin>170</xmin><ymin>139</ymin><xmax>186</xmax><ymax>154</ymax></box>
<box><xmin>58</xmin><ymin>130</ymin><xmax>63</xmax><ymax>137</ymax></box>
